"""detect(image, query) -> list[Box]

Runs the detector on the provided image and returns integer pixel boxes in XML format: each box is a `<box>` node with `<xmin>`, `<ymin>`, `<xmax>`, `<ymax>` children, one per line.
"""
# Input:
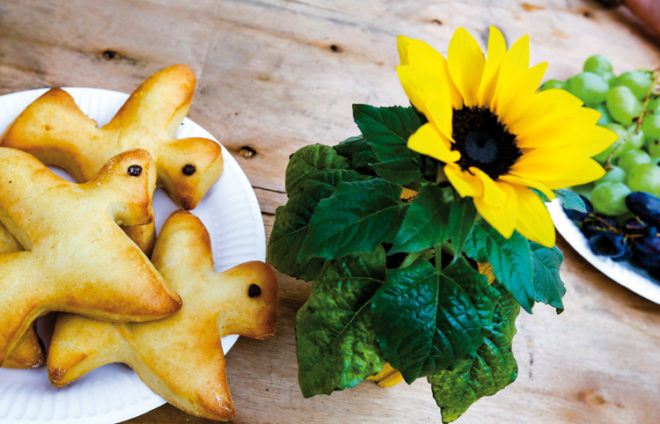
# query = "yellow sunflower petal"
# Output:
<box><xmin>516</xmin><ymin>107</ymin><xmax>616</xmax><ymax>157</ymax></box>
<box><xmin>445</xmin><ymin>163</ymin><xmax>482</xmax><ymax>198</ymax></box>
<box><xmin>469</xmin><ymin>167</ymin><xmax>507</xmax><ymax>206</ymax></box>
<box><xmin>478</xmin><ymin>26</ymin><xmax>507</xmax><ymax>107</ymax></box>
<box><xmin>424</xmin><ymin>98</ymin><xmax>453</xmax><ymax>140</ymax></box>
<box><xmin>496</xmin><ymin>62</ymin><xmax>548</xmax><ymax>126</ymax></box>
<box><xmin>474</xmin><ymin>182</ymin><xmax>518</xmax><ymax>239</ymax></box>
<box><xmin>408</xmin><ymin>123</ymin><xmax>461</xmax><ymax>163</ymax></box>
<box><xmin>499</xmin><ymin>174</ymin><xmax>555</xmax><ymax>200</ymax></box>
<box><xmin>397</xmin><ymin>65</ymin><xmax>449</xmax><ymax>117</ymax></box>
<box><xmin>510</xmin><ymin>153</ymin><xmax>606</xmax><ymax>189</ymax></box>
<box><xmin>512</xmin><ymin>186</ymin><xmax>556</xmax><ymax>247</ymax></box>
<box><xmin>397</xmin><ymin>36</ymin><xmax>462</xmax><ymax>108</ymax></box>
<box><xmin>507</xmin><ymin>88</ymin><xmax>583</xmax><ymax>136</ymax></box>
<box><xmin>447</xmin><ymin>27</ymin><xmax>485</xmax><ymax>107</ymax></box>
<box><xmin>491</xmin><ymin>35</ymin><xmax>530</xmax><ymax>113</ymax></box>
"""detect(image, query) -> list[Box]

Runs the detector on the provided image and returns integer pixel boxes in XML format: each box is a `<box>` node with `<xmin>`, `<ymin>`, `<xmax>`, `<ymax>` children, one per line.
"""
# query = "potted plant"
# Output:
<box><xmin>268</xmin><ymin>26</ymin><xmax>616</xmax><ymax>422</ymax></box>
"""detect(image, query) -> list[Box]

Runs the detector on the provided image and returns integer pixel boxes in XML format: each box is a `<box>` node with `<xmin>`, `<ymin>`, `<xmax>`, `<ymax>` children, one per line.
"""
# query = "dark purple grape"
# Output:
<box><xmin>647</xmin><ymin>265</ymin><xmax>660</xmax><ymax>281</ymax></box>
<box><xmin>630</xmin><ymin>235</ymin><xmax>660</xmax><ymax>270</ymax></box>
<box><xmin>622</xmin><ymin>218</ymin><xmax>647</xmax><ymax>236</ymax></box>
<box><xmin>626</xmin><ymin>192</ymin><xmax>660</xmax><ymax>227</ymax></box>
<box><xmin>588</xmin><ymin>232</ymin><xmax>629</xmax><ymax>259</ymax></box>
<box><xmin>580</xmin><ymin>215</ymin><xmax>617</xmax><ymax>238</ymax></box>
<box><xmin>563</xmin><ymin>195</ymin><xmax>594</xmax><ymax>221</ymax></box>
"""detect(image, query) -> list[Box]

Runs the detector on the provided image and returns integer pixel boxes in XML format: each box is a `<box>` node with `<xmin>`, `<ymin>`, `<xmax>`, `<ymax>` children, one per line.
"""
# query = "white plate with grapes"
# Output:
<box><xmin>544</xmin><ymin>54</ymin><xmax>660</xmax><ymax>304</ymax></box>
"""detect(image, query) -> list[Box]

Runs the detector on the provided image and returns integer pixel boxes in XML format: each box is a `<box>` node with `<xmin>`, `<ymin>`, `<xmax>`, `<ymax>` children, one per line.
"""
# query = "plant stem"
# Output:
<box><xmin>399</xmin><ymin>251</ymin><xmax>424</xmax><ymax>269</ymax></box>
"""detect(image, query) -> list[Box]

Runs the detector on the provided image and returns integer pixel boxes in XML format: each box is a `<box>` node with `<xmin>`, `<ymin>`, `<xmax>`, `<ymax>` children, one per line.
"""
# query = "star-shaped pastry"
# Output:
<box><xmin>47</xmin><ymin>211</ymin><xmax>278</xmax><ymax>421</ymax></box>
<box><xmin>1</xmin><ymin>64</ymin><xmax>225</xmax><ymax>251</ymax></box>
<box><xmin>0</xmin><ymin>147</ymin><xmax>181</xmax><ymax>365</ymax></box>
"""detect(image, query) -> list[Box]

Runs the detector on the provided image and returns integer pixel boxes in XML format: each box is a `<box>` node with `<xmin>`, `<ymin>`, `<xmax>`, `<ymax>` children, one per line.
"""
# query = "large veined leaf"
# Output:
<box><xmin>334</xmin><ymin>135</ymin><xmax>377</xmax><ymax>174</ymax></box>
<box><xmin>428</xmin><ymin>282</ymin><xmax>520</xmax><ymax>423</ymax></box>
<box><xmin>530</xmin><ymin>242</ymin><xmax>566</xmax><ymax>312</ymax></box>
<box><xmin>296</xmin><ymin>248</ymin><xmax>387</xmax><ymax>396</ymax></box>
<box><xmin>390</xmin><ymin>185</ymin><xmax>452</xmax><ymax>254</ymax></box>
<box><xmin>298</xmin><ymin>178</ymin><xmax>408</xmax><ymax>261</ymax></box>
<box><xmin>269</xmin><ymin>144</ymin><xmax>368</xmax><ymax>280</ymax></box>
<box><xmin>285</xmin><ymin>144</ymin><xmax>352</xmax><ymax>194</ymax></box>
<box><xmin>352</xmin><ymin>104</ymin><xmax>424</xmax><ymax>185</ymax></box>
<box><xmin>268</xmin><ymin>180</ymin><xmax>335</xmax><ymax>281</ymax></box>
<box><xmin>371</xmin><ymin>259</ymin><xmax>486</xmax><ymax>383</ymax></box>
<box><xmin>463</xmin><ymin>222</ymin><xmax>535</xmax><ymax>313</ymax></box>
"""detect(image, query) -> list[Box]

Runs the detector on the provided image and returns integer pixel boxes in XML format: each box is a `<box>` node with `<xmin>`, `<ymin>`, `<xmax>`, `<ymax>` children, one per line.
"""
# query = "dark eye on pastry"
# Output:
<box><xmin>182</xmin><ymin>164</ymin><xmax>196</xmax><ymax>175</ymax></box>
<box><xmin>127</xmin><ymin>165</ymin><xmax>142</xmax><ymax>176</ymax></box>
<box><xmin>248</xmin><ymin>284</ymin><xmax>261</xmax><ymax>298</ymax></box>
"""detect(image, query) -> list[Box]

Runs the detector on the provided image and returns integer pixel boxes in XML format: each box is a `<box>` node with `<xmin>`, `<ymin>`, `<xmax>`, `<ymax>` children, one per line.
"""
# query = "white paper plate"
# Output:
<box><xmin>0</xmin><ymin>88</ymin><xmax>266</xmax><ymax>423</ymax></box>
<box><xmin>548</xmin><ymin>200</ymin><xmax>660</xmax><ymax>305</ymax></box>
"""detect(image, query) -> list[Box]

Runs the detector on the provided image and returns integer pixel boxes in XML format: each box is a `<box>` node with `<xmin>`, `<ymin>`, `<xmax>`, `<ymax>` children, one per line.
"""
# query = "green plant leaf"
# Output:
<box><xmin>267</xmin><ymin>180</ymin><xmax>335</xmax><ymax>281</ymax></box>
<box><xmin>285</xmin><ymin>144</ymin><xmax>352</xmax><ymax>194</ymax></box>
<box><xmin>428</xmin><ymin>282</ymin><xmax>520</xmax><ymax>423</ymax></box>
<box><xmin>391</xmin><ymin>185</ymin><xmax>451</xmax><ymax>254</ymax></box>
<box><xmin>371</xmin><ymin>259</ymin><xmax>484</xmax><ymax>383</ymax></box>
<box><xmin>296</xmin><ymin>247</ymin><xmax>387</xmax><ymax>396</ymax></box>
<box><xmin>334</xmin><ymin>135</ymin><xmax>377</xmax><ymax>174</ymax></box>
<box><xmin>555</xmin><ymin>188</ymin><xmax>586</xmax><ymax>213</ymax></box>
<box><xmin>463</xmin><ymin>222</ymin><xmax>534</xmax><ymax>313</ymax></box>
<box><xmin>530</xmin><ymin>242</ymin><xmax>566</xmax><ymax>312</ymax></box>
<box><xmin>447</xmin><ymin>195</ymin><xmax>477</xmax><ymax>257</ymax></box>
<box><xmin>443</xmin><ymin>255</ymin><xmax>499</xmax><ymax>326</ymax></box>
<box><xmin>370</xmin><ymin>158</ymin><xmax>423</xmax><ymax>185</ymax></box>
<box><xmin>352</xmin><ymin>104</ymin><xmax>424</xmax><ymax>184</ymax></box>
<box><xmin>298</xmin><ymin>179</ymin><xmax>408</xmax><ymax>261</ymax></box>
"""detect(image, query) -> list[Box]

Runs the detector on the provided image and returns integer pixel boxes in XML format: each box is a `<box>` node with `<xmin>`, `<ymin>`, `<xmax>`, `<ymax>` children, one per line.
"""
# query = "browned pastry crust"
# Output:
<box><xmin>1</xmin><ymin>64</ymin><xmax>224</xmax><ymax>210</ymax></box>
<box><xmin>48</xmin><ymin>211</ymin><xmax>278</xmax><ymax>421</ymax></box>
<box><xmin>0</xmin><ymin>147</ymin><xmax>181</xmax><ymax>365</ymax></box>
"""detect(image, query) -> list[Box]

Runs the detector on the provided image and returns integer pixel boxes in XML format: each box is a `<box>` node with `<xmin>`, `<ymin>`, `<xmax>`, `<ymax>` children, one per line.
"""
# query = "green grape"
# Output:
<box><xmin>612</xmin><ymin>70</ymin><xmax>653</xmax><ymax>100</ymax></box>
<box><xmin>594</xmin><ymin>104</ymin><xmax>613</xmax><ymax>125</ymax></box>
<box><xmin>648</xmin><ymin>138</ymin><xmax>660</xmax><ymax>157</ymax></box>
<box><xmin>540</xmin><ymin>79</ymin><xmax>564</xmax><ymax>91</ymax></box>
<box><xmin>601</xmin><ymin>71</ymin><xmax>616</xmax><ymax>85</ymax></box>
<box><xmin>625</xmin><ymin>127</ymin><xmax>645</xmax><ymax>150</ymax></box>
<box><xmin>596</xmin><ymin>165</ymin><xmax>626</xmax><ymax>185</ymax></box>
<box><xmin>627</xmin><ymin>163</ymin><xmax>660</xmax><ymax>196</ymax></box>
<box><xmin>616</xmin><ymin>149</ymin><xmax>652</xmax><ymax>173</ymax></box>
<box><xmin>566</xmin><ymin>72</ymin><xmax>609</xmax><ymax>106</ymax></box>
<box><xmin>591</xmin><ymin>182</ymin><xmax>632</xmax><ymax>216</ymax></box>
<box><xmin>606</xmin><ymin>86</ymin><xmax>643</xmax><ymax>126</ymax></box>
<box><xmin>583</xmin><ymin>54</ymin><xmax>613</xmax><ymax>76</ymax></box>
<box><xmin>593</xmin><ymin>123</ymin><xmax>626</xmax><ymax>163</ymax></box>
<box><xmin>642</xmin><ymin>113</ymin><xmax>660</xmax><ymax>140</ymax></box>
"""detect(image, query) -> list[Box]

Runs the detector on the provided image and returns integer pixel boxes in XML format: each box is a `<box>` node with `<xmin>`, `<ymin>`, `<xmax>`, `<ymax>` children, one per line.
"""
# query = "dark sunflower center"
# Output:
<box><xmin>451</xmin><ymin>107</ymin><xmax>521</xmax><ymax>180</ymax></box>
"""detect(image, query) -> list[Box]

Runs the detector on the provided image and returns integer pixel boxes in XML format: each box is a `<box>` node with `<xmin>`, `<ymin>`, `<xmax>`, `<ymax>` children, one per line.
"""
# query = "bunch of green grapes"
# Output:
<box><xmin>542</xmin><ymin>56</ymin><xmax>660</xmax><ymax>279</ymax></box>
<box><xmin>542</xmin><ymin>55</ymin><xmax>660</xmax><ymax>215</ymax></box>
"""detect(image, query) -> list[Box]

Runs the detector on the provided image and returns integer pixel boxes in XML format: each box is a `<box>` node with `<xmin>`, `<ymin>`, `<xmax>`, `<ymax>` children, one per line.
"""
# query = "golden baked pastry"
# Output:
<box><xmin>0</xmin><ymin>225</ymin><xmax>43</xmax><ymax>368</ymax></box>
<box><xmin>2</xmin><ymin>328</ymin><xmax>43</xmax><ymax>369</ymax></box>
<box><xmin>48</xmin><ymin>211</ymin><xmax>278</xmax><ymax>421</ymax></box>
<box><xmin>0</xmin><ymin>147</ymin><xmax>181</xmax><ymax>365</ymax></box>
<box><xmin>1</xmin><ymin>64</ymin><xmax>224</xmax><ymax>252</ymax></box>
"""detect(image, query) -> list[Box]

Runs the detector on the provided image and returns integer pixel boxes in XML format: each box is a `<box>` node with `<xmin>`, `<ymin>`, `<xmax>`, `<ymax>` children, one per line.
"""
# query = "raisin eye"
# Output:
<box><xmin>248</xmin><ymin>284</ymin><xmax>261</xmax><ymax>298</ymax></box>
<box><xmin>127</xmin><ymin>165</ymin><xmax>142</xmax><ymax>176</ymax></box>
<box><xmin>182</xmin><ymin>164</ymin><xmax>196</xmax><ymax>175</ymax></box>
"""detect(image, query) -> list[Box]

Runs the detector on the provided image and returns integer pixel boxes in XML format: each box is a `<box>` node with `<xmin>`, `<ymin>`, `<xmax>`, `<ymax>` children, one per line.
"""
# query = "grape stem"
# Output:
<box><xmin>635</xmin><ymin>68</ymin><xmax>660</xmax><ymax>133</ymax></box>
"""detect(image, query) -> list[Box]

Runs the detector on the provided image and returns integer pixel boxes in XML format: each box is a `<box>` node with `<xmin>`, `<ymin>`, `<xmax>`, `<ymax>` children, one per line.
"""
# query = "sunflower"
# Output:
<box><xmin>396</xmin><ymin>27</ymin><xmax>617</xmax><ymax>247</ymax></box>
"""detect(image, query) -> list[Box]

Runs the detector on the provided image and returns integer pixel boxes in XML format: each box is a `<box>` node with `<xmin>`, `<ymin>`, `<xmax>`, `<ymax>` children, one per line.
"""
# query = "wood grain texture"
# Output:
<box><xmin>0</xmin><ymin>0</ymin><xmax>659</xmax><ymax>423</ymax></box>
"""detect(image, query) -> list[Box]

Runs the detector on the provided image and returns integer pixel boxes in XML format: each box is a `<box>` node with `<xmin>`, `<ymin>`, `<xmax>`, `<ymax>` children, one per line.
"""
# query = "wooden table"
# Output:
<box><xmin>1</xmin><ymin>1</ymin><xmax>659</xmax><ymax>423</ymax></box>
